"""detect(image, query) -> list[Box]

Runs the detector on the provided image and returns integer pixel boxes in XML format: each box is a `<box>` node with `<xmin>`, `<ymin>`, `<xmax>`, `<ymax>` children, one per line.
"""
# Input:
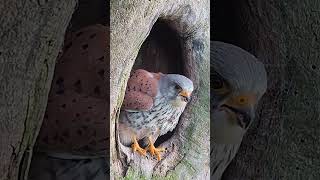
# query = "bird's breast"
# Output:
<box><xmin>124</xmin><ymin>97</ymin><xmax>184</xmax><ymax>135</ymax></box>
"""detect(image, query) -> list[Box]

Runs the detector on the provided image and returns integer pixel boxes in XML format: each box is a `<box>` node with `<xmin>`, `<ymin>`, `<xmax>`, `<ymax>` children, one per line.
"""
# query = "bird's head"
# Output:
<box><xmin>159</xmin><ymin>74</ymin><xmax>194</xmax><ymax>107</ymax></box>
<box><xmin>211</xmin><ymin>41</ymin><xmax>267</xmax><ymax>144</ymax></box>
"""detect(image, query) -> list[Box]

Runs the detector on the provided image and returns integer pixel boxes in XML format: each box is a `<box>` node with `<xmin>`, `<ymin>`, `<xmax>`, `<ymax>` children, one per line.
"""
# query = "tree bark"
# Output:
<box><xmin>110</xmin><ymin>0</ymin><xmax>210</xmax><ymax>179</ymax></box>
<box><xmin>212</xmin><ymin>1</ymin><xmax>320</xmax><ymax>179</ymax></box>
<box><xmin>0</xmin><ymin>1</ymin><xmax>77</xmax><ymax>179</ymax></box>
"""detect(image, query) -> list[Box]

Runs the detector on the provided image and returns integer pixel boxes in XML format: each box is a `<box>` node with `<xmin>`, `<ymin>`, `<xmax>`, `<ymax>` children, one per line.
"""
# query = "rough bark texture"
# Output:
<box><xmin>110</xmin><ymin>0</ymin><xmax>210</xmax><ymax>179</ymax></box>
<box><xmin>212</xmin><ymin>1</ymin><xmax>320</xmax><ymax>179</ymax></box>
<box><xmin>0</xmin><ymin>1</ymin><xmax>77</xmax><ymax>179</ymax></box>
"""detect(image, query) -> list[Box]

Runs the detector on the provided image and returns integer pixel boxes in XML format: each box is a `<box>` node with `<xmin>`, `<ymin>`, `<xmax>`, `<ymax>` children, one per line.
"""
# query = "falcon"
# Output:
<box><xmin>119</xmin><ymin>69</ymin><xmax>194</xmax><ymax>161</ymax></box>
<box><xmin>29</xmin><ymin>24</ymin><xmax>109</xmax><ymax>180</ymax></box>
<box><xmin>35</xmin><ymin>24</ymin><xmax>109</xmax><ymax>156</ymax></box>
<box><xmin>210</xmin><ymin>41</ymin><xmax>267</xmax><ymax>179</ymax></box>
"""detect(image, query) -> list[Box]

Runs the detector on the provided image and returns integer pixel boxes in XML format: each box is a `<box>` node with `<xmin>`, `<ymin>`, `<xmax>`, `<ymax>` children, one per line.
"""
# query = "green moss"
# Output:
<box><xmin>153</xmin><ymin>173</ymin><xmax>179</xmax><ymax>180</ymax></box>
<box><xmin>123</xmin><ymin>167</ymin><xmax>180</xmax><ymax>180</ymax></box>
<box><xmin>122</xmin><ymin>167</ymin><xmax>148</xmax><ymax>180</ymax></box>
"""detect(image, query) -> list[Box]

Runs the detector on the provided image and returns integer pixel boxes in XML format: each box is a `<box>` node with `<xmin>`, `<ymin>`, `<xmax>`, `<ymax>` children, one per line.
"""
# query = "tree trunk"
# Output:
<box><xmin>0</xmin><ymin>1</ymin><xmax>77</xmax><ymax>179</ymax></box>
<box><xmin>110</xmin><ymin>0</ymin><xmax>210</xmax><ymax>179</ymax></box>
<box><xmin>212</xmin><ymin>0</ymin><xmax>320</xmax><ymax>179</ymax></box>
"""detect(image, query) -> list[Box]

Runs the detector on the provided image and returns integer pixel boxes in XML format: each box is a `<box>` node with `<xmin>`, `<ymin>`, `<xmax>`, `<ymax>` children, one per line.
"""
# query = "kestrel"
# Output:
<box><xmin>119</xmin><ymin>69</ymin><xmax>194</xmax><ymax>161</ymax></box>
<box><xmin>210</xmin><ymin>41</ymin><xmax>267</xmax><ymax>179</ymax></box>
<box><xmin>35</xmin><ymin>24</ymin><xmax>109</xmax><ymax>156</ymax></box>
<box><xmin>29</xmin><ymin>24</ymin><xmax>108</xmax><ymax>180</ymax></box>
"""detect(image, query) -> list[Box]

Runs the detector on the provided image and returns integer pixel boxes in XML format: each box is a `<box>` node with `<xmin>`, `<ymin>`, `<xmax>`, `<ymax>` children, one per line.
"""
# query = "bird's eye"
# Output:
<box><xmin>175</xmin><ymin>84</ymin><xmax>182</xmax><ymax>91</ymax></box>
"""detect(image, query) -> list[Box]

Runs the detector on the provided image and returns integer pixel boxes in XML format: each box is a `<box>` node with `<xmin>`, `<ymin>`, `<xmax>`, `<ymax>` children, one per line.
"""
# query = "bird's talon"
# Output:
<box><xmin>146</xmin><ymin>137</ymin><xmax>164</xmax><ymax>161</ymax></box>
<box><xmin>131</xmin><ymin>136</ymin><xmax>147</xmax><ymax>156</ymax></box>
<box><xmin>131</xmin><ymin>143</ymin><xmax>146</xmax><ymax>156</ymax></box>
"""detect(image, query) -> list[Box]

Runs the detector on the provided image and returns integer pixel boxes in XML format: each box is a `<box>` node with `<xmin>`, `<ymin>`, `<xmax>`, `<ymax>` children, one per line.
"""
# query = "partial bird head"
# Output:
<box><xmin>159</xmin><ymin>74</ymin><xmax>194</xmax><ymax>107</ymax></box>
<box><xmin>211</xmin><ymin>41</ymin><xmax>267</xmax><ymax>144</ymax></box>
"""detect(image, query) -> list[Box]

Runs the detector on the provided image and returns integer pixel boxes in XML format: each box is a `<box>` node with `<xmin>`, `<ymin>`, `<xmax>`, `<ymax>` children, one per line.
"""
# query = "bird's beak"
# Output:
<box><xmin>224</xmin><ymin>105</ymin><xmax>255</xmax><ymax>129</ymax></box>
<box><xmin>179</xmin><ymin>90</ymin><xmax>191</xmax><ymax>102</ymax></box>
<box><xmin>222</xmin><ymin>94</ymin><xmax>257</xmax><ymax>129</ymax></box>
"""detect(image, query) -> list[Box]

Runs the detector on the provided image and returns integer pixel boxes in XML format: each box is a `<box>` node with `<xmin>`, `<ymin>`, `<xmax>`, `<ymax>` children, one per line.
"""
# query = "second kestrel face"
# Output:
<box><xmin>211</xmin><ymin>41</ymin><xmax>267</xmax><ymax>144</ymax></box>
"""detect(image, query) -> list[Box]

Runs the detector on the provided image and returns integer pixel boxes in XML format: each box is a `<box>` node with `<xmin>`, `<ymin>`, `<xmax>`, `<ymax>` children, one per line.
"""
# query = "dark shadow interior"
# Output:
<box><xmin>133</xmin><ymin>21</ymin><xmax>184</xmax><ymax>74</ymax></box>
<box><xmin>68</xmin><ymin>0</ymin><xmax>109</xmax><ymax>31</ymax></box>
<box><xmin>211</xmin><ymin>0</ymin><xmax>243</xmax><ymax>46</ymax></box>
<box><xmin>132</xmin><ymin>20</ymin><xmax>184</xmax><ymax>147</ymax></box>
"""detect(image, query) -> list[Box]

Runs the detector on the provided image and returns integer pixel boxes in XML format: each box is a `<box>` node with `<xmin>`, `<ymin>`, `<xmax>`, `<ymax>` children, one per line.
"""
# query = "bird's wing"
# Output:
<box><xmin>122</xmin><ymin>69</ymin><xmax>161</xmax><ymax>111</ymax></box>
<box><xmin>35</xmin><ymin>24</ymin><xmax>108</xmax><ymax>156</ymax></box>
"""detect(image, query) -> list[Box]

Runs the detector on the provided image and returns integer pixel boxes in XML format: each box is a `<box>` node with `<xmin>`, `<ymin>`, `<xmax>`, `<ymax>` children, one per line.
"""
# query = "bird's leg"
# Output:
<box><xmin>146</xmin><ymin>136</ymin><xmax>165</xmax><ymax>161</ymax></box>
<box><xmin>131</xmin><ymin>135</ymin><xmax>146</xmax><ymax>156</ymax></box>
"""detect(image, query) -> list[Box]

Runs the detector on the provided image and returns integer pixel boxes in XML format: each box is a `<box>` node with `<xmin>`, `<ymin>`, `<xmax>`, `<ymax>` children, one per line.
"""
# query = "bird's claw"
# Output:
<box><xmin>146</xmin><ymin>137</ymin><xmax>164</xmax><ymax>161</ymax></box>
<box><xmin>131</xmin><ymin>136</ymin><xmax>146</xmax><ymax>156</ymax></box>
<box><xmin>147</xmin><ymin>144</ymin><xmax>164</xmax><ymax>161</ymax></box>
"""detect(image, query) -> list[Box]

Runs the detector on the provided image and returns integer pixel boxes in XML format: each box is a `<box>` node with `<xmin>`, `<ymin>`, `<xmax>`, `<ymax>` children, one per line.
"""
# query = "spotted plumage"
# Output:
<box><xmin>119</xmin><ymin>69</ymin><xmax>193</xmax><ymax>160</ymax></box>
<box><xmin>35</xmin><ymin>24</ymin><xmax>109</xmax><ymax>156</ymax></box>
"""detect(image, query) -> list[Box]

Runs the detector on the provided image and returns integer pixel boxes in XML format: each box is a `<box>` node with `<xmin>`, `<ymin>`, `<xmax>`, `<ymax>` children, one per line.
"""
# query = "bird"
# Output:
<box><xmin>118</xmin><ymin>69</ymin><xmax>194</xmax><ymax>161</ymax></box>
<box><xmin>29</xmin><ymin>24</ymin><xmax>109</xmax><ymax>180</ymax></box>
<box><xmin>210</xmin><ymin>41</ymin><xmax>267</xmax><ymax>179</ymax></box>
<box><xmin>35</xmin><ymin>24</ymin><xmax>109</xmax><ymax>157</ymax></box>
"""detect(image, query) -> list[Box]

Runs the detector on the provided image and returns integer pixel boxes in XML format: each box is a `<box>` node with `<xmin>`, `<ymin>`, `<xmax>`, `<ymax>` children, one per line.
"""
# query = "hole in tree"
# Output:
<box><xmin>129</xmin><ymin>20</ymin><xmax>185</xmax><ymax>147</ymax></box>
<box><xmin>133</xmin><ymin>20</ymin><xmax>184</xmax><ymax>74</ymax></box>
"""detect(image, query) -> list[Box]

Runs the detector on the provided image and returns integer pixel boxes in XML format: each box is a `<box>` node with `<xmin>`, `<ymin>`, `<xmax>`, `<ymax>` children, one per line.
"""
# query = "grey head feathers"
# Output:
<box><xmin>159</xmin><ymin>74</ymin><xmax>194</xmax><ymax>99</ymax></box>
<box><xmin>211</xmin><ymin>41</ymin><xmax>267</xmax><ymax>99</ymax></box>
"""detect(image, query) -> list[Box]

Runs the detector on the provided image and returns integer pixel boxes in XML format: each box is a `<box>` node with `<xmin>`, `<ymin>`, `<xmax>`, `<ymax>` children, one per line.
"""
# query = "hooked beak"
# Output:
<box><xmin>222</xmin><ymin>104</ymin><xmax>255</xmax><ymax>129</ymax></box>
<box><xmin>220</xmin><ymin>93</ymin><xmax>257</xmax><ymax>129</ymax></box>
<box><xmin>179</xmin><ymin>90</ymin><xmax>192</xmax><ymax>102</ymax></box>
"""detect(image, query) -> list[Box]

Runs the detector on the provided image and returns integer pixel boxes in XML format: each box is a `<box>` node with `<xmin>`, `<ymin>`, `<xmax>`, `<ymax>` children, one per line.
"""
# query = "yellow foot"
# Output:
<box><xmin>131</xmin><ymin>135</ymin><xmax>146</xmax><ymax>156</ymax></box>
<box><xmin>146</xmin><ymin>137</ymin><xmax>165</xmax><ymax>161</ymax></box>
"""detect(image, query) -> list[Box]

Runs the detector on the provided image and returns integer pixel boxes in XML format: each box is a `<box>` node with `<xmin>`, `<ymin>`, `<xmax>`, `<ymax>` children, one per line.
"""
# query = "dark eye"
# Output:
<box><xmin>175</xmin><ymin>84</ymin><xmax>182</xmax><ymax>90</ymax></box>
<box><xmin>212</xmin><ymin>75</ymin><xmax>224</xmax><ymax>90</ymax></box>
